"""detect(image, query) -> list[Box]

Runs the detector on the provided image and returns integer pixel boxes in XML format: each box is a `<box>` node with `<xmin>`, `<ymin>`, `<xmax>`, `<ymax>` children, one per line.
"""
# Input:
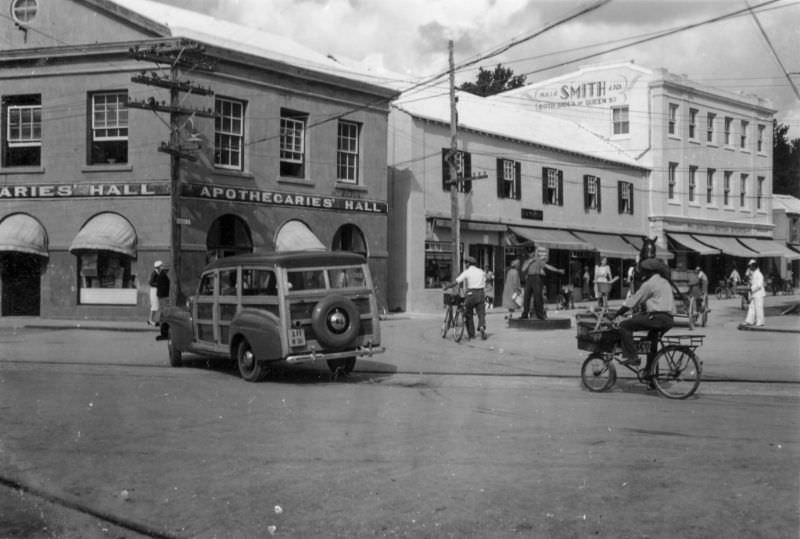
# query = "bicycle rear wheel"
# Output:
<box><xmin>453</xmin><ymin>309</ymin><xmax>466</xmax><ymax>342</ymax></box>
<box><xmin>580</xmin><ymin>353</ymin><xmax>617</xmax><ymax>392</ymax></box>
<box><xmin>440</xmin><ymin>307</ymin><xmax>452</xmax><ymax>338</ymax></box>
<box><xmin>651</xmin><ymin>345</ymin><xmax>701</xmax><ymax>399</ymax></box>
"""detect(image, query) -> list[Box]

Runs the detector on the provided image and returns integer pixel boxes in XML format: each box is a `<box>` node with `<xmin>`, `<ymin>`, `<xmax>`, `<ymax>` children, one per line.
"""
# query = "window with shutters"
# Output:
<box><xmin>441</xmin><ymin>149</ymin><xmax>471</xmax><ymax>193</ymax></box>
<box><xmin>618</xmin><ymin>181</ymin><xmax>633</xmax><ymax>215</ymax></box>
<box><xmin>497</xmin><ymin>158</ymin><xmax>520</xmax><ymax>199</ymax></box>
<box><xmin>542</xmin><ymin>167</ymin><xmax>563</xmax><ymax>206</ymax></box>
<box><xmin>583</xmin><ymin>175</ymin><xmax>601</xmax><ymax>212</ymax></box>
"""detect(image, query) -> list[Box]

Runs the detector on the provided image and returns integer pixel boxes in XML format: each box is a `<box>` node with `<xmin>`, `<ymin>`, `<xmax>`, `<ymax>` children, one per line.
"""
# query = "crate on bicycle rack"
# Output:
<box><xmin>576</xmin><ymin>315</ymin><xmax>619</xmax><ymax>352</ymax></box>
<box><xmin>442</xmin><ymin>291</ymin><xmax>464</xmax><ymax>306</ymax></box>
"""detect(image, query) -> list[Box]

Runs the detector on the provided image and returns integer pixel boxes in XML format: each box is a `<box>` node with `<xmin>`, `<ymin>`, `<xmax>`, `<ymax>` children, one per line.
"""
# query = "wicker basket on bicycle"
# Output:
<box><xmin>443</xmin><ymin>290</ymin><xmax>464</xmax><ymax>306</ymax></box>
<box><xmin>575</xmin><ymin>312</ymin><xmax>619</xmax><ymax>353</ymax></box>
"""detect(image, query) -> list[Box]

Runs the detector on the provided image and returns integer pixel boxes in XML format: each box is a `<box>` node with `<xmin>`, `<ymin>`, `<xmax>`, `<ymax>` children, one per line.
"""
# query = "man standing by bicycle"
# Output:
<box><xmin>448</xmin><ymin>255</ymin><xmax>487</xmax><ymax>340</ymax></box>
<box><xmin>614</xmin><ymin>258</ymin><xmax>675</xmax><ymax>374</ymax></box>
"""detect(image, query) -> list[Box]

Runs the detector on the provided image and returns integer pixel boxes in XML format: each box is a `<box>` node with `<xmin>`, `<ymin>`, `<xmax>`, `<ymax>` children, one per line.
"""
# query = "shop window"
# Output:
<box><xmin>214</xmin><ymin>96</ymin><xmax>244</xmax><ymax>170</ymax></box>
<box><xmin>77</xmin><ymin>252</ymin><xmax>136</xmax><ymax>305</ymax></box>
<box><xmin>3</xmin><ymin>94</ymin><xmax>41</xmax><ymax>167</ymax></box>
<box><xmin>612</xmin><ymin>106</ymin><xmax>629</xmax><ymax>135</ymax></box>
<box><xmin>496</xmin><ymin>158</ymin><xmax>520</xmax><ymax>199</ymax></box>
<box><xmin>583</xmin><ymin>175</ymin><xmax>601</xmax><ymax>211</ymax></box>
<box><xmin>542</xmin><ymin>167</ymin><xmax>563</xmax><ymax>206</ymax></box>
<box><xmin>618</xmin><ymin>181</ymin><xmax>633</xmax><ymax>215</ymax></box>
<box><xmin>280</xmin><ymin>108</ymin><xmax>307</xmax><ymax>178</ymax></box>
<box><xmin>441</xmin><ymin>148</ymin><xmax>471</xmax><ymax>193</ymax></box>
<box><xmin>425</xmin><ymin>240</ymin><xmax>452</xmax><ymax>288</ymax></box>
<box><xmin>336</xmin><ymin>120</ymin><xmax>360</xmax><ymax>183</ymax></box>
<box><xmin>89</xmin><ymin>91</ymin><xmax>128</xmax><ymax>165</ymax></box>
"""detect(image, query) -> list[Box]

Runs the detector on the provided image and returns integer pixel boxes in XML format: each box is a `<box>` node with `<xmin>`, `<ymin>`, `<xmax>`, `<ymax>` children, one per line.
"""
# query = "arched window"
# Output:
<box><xmin>332</xmin><ymin>224</ymin><xmax>367</xmax><ymax>257</ymax></box>
<box><xmin>206</xmin><ymin>214</ymin><xmax>253</xmax><ymax>262</ymax></box>
<box><xmin>274</xmin><ymin>220</ymin><xmax>325</xmax><ymax>252</ymax></box>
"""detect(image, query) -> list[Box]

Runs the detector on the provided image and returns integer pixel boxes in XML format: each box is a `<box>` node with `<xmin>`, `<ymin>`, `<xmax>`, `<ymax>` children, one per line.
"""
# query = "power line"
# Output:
<box><xmin>745</xmin><ymin>0</ymin><xmax>800</xmax><ymax>99</ymax></box>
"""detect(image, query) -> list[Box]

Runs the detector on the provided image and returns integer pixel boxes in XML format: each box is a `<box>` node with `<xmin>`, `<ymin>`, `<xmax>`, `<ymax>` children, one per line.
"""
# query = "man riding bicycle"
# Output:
<box><xmin>613</xmin><ymin>258</ymin><xmax>675</xmax><ymax>375</ymax></box>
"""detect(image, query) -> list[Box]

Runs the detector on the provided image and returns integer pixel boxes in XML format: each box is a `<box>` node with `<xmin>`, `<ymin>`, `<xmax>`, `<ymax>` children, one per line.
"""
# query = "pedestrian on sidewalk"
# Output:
<box><xmin>147</xmin><ymin>261</ymin><xmax>163</xmax><ymax>326</ymax></box>
<box><xmin>502</xmin><ymin>259</ymin><xmax>522</xmax><ymax>319</ymax></box>
<box><xmin>742</xmin><ymin>259</ymin><xmax>765</xmax><ymax>327</ymax></box>
<box><xmin>446</xmin><ymin>256</ymin><xmax>487</xmax><ymax>340</ymax></box>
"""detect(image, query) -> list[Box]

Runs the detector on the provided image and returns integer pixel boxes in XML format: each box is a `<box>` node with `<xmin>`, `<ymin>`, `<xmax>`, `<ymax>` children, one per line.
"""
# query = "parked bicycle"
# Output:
<box><xmin>577</xmin><ymin>311</ymin><xmax>703</xmax><ymax>399</ymax></box>
<box><xmin>441</xmin><ymin>290</ymin><xmax>466</xmax><ymax>342</ymax></box>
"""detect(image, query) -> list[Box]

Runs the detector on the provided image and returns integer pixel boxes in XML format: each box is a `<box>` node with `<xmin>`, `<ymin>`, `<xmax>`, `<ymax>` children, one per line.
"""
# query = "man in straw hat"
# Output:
<box><xmin>741</xmin><ymin>258</ymin><xmax>765</xmax><ymax>327</ymax></box>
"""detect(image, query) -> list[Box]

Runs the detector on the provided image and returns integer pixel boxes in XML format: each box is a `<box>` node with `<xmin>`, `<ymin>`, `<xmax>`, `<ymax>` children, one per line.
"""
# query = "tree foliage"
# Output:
<box><xmin>773</xmin><ymin>121</ymin><xmax>800</xmax><ymax>198</ymax></box>
<box><xmin>459</xmin><ymin>64</ymin><xmax>526</xmax><ymax>97</ymax></box>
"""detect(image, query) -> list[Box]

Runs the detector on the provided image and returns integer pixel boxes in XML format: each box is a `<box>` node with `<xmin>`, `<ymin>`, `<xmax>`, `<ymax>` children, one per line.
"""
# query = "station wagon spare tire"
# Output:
<box><xmin>311</xmin><ymin>295</ymin><xmax>360</xmax><ymax>349</ymax></box>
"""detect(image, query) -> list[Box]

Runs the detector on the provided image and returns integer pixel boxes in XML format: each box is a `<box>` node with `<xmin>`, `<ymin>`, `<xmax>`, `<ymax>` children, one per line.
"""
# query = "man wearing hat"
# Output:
<box><xmin>448</xmin><ymin>255</ymin><xmax>488</xmax><ymax>339</ymax></box>
<box><xmin>147</xmin><ymin>261</ymin><xmax>170</xmax><ymax>326</ymax></box>
<box><xmin>742</xmin><ymin>259</ymin><xmax>765</xmax><ymax>327</ymax></box>
<box><xmin>520</xmin><ymin>246</ymin><xmax>565</xmax><ymax>320</ymax></box>
<box><xmin>614</xmin><ymin>258</ymin><xmax>675</xmax><ymax>373</ymax></box>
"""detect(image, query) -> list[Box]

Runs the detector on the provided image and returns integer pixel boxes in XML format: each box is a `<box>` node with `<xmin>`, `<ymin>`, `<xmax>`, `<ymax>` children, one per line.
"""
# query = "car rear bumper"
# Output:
<box><xmin>284</xmin><ymin>343</ymin><xmax>385</xmax><ymax>364</ymax></box>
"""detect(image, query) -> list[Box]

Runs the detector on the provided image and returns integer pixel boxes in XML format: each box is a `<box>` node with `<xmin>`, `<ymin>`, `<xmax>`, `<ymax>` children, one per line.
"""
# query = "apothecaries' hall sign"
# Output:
<box><xmin>182</xmin><ymin>183</ymin><xmax>388</xmax><ymax>214</ymax></box>
<box><xmin>0</xmin><ymin>183</ymin><xmax>168</xmax><ymax>198</ymax></box>
<box><xmin>526</xmin><ymin>76</ymin><xmax>633</xmax><ymax>110</ymax></box>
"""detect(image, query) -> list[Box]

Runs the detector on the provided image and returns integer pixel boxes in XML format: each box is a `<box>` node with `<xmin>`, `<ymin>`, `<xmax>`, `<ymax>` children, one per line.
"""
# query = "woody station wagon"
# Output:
<box><xmin>160</xmin><ymin>251</ymin><xmax>384</xmax><ymax>382</ymax></box>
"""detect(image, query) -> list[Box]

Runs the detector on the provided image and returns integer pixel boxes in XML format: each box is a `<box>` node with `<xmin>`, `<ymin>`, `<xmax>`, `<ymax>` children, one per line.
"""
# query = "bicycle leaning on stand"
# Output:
<box><xmin>576</xmin><ymin>310</ymin><xmax>704</xmax><ymax>399</ymax></box>
<box><xmin>441</xmin><ymin>289</ymin><xmax>466</xmax><ymax>342</ymax></box>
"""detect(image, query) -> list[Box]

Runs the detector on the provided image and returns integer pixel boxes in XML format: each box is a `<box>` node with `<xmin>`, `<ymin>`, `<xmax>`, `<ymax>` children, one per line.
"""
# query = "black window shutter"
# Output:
<box><xmin>596</xmin><ymin>177</ymin><xmax>601</xmax><ymax>212</ymax></box>
<box><xmin>441</xmin><ymin>148</ymin><xmax>450</xmax><ymax>191</ymax></box>
<box><xmin>463</xmin><ymin>152</ymin><xmax>472</xmax><ymax>193</ymax></box>
<box><xmin>629</xmin><ymin>183</ymin><xmax>634</xmax><ymax>214</ymax></box>
<box><xmin>515</xmin><ymin>162</ymin><xmax>522</xmax><ymax>200</ymax></box>
<box><xmin>557</xmin><ymin>170</ymin><xmax>564</xmax><ymax>206</ymax></box>
<box><xmin>618</xmin><ymin>182</ymin><xmax>624</xmax><ymax>214</ymax></box>
<box><xmin>542</xmin><ymin>167</ymin><xmax>548</xmax><ymax>203</ymax></box>
<box><xmin>496</xmin><ymin>158</ymin><xmax>504</xmax><ymax>198</ymax></box>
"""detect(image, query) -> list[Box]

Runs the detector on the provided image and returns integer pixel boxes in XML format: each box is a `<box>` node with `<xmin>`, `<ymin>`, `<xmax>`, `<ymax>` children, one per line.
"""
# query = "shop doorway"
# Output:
<box><xmin>1</xmin><ymin>253</ymin><xmax>41</xmax><ymax>316</ymax></box>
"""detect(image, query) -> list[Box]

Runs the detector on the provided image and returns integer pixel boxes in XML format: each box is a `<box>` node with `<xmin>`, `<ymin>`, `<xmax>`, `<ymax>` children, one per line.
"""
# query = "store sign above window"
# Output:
<box><xmin>525</xmin><ymin>76</ymin><xmax>633</xmax><ymax>110</ymax></box>
<box><xmin>182</xmin><ymin>183</ymin><xmax>387</xmax><ymax>214</ymax></box>
<box><xmin>0</xmin><ymin>183</ymin><xmax>168</xmax><ymax>198</ymax></box>
<box><xmin>521</xmin><ymin>208</ymin><xmax>543</xmax><ymax>220</ymax></box>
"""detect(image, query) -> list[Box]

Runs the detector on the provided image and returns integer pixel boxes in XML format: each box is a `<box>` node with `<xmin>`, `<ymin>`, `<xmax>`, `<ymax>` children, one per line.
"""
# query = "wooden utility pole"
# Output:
<box><xmin>128</xmin><ymin>40</ymin><xmax>215</xmax><ymax>305</ymax></box>
<box><xmin>448</xmin><ymin>40</ymin><xmax>460</xmax><ymax>281</ymax></box>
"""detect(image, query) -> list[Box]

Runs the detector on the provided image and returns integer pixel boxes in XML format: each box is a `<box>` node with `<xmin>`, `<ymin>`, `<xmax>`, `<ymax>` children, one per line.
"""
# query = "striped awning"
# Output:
<box><xmin>571</xmin><ymin>231</ymin><xmax>638</xmax><ymax>258</ymax></box>
<box><xmin>70</xmin><ymin>213</ymin><xmax>137</xmax><ymax>257</ymax></box>
<box><xmin>508</xmin><ymin>226</ymin><xmax>592</xmax><ymax>251</ymax></box>
<box><xmin>692</xmin><ymin>234</ymin><xmax>758</xmax><ymax>259</ymax></box>
<box><xmin>0</xmin><ymin>214</ymin><xmax>48</xmax><ymax>257</ymax></box>
<box><xmin>738</xmin><ymin>237</ymin><xmax>800</xmax><ymax>261</ymax></box>
<box><xmin>668</xmin><ymin>233</ymin><xmax>718</xmax><ymax>256</ymax></box>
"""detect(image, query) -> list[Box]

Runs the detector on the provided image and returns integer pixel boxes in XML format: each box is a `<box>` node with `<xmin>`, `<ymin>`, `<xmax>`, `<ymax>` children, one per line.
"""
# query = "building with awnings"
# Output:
<box><xmin>495</xmin><ymin>62</ymin><xmax>777</xmax><ymax>287</ymax></box>
<box><xmin>771</xmin><ymin>194</ymin><xmax>800</xmax><ymax>287</ymax></box>
<box><xmin>388</xmin><ymin>88</ymin><xmax>649</xmax><ymax>313</ymax></box>
<box><xmin>0</xmin><ymin>0</ymin><xmax>397</xmax><ymax>319</ymax></box>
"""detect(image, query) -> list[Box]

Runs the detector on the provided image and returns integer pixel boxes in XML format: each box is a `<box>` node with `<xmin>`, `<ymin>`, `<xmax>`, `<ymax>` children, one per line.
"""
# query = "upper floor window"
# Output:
<box><xmin>706</xmin><ymin>113</ymin><xmax>716</xmax><ymax>143</ymax></box>
<box><xmin>3</xmin><ymin>94</ymin><xmax>41</xmax><ymax>167</ymax></box>
<box><xmin>583</xmin><ymin>175</ymin><xmax>601</xmax><ymax>211</ymax></box>
<box><xmin>612</xmin><ymin>106</ymin><xmax>629</xmax><ymax>135</ymax></box>
<box><xmin>740</xmin><ymin>120</ymin><xmax>749</xmax><ymax>149</ymax></box>
<box><xmin>214</xmin><ymin>97</ymin><xmax>244</xmax><ymax>170</ymax></box>
<box><xmin>441</xmin><ymin>149</ymin><xmax>471</xmax><ymax>193</ymax></box>
<box><xmin>336</xmin><ymin>120</ymin><xmax>360</xmax><ymax>184</ymax></box>
<box><xmin>542</xmin><ymin>167</ymin><xmax>563</xmax><ymax>206</ymax></box>
<box><xmin>688</xmin><ymin>166</ymin><xmax>697</xmax><ymax>202</ymax></box>
<box><xmin>757</xmin><ymin>124</ymin><xmax>766</xmax><ymax>153</ymax></box>
<box><xmin>689</xmin><ymin>108</ymin><xmax>698</xmax><ymax>139</ymax></box>
<box><xmin>496</xmin><ymin>158</ymin><xmax>521</xmax><ymax>200</ymax></box>
<box><xmin>706</xmin><ymin>168</ymin><xmax>715</xmax><ymax>204</ymax></box>
<box><xmin>757</xmin><ymin>176</ymin><xmax>764</xmax><ymax>210</ymax></box>
<box><xmin>90</xmin><ymin>91</ymin><xmax>128</xmax><ymax>165</ymax></box>
<box><xmin>723</xmin><ymin>171</ymin><xmax>732</xmax><ymax>206</ymax></box>
<box><xmin>618</xmin><ymin>181</ymin><xmax>633</xmax><ymax>215</ymax></box>
<box><xmin>668</xmin><ymin>162</ymin><xmax>677</xmax><ymax>199</ymax></box>
<box><xmin>280</xmin><ymin>108</ymin><xmax>307</xmax><ymax>178</ymax></box>
<box><xmin>740</xmin><ymin>173</ymin><xmax>748</xmax><ymax>208</ymax></box>
<box><xmin>724</xmin><ymin>117</ymin><xmax>733</xmax><ymax>145</ymax></box>
<box><xmin>668</xmin><ymin>103</ymin><xmax>678</xmax><ymax>135</ymax></box>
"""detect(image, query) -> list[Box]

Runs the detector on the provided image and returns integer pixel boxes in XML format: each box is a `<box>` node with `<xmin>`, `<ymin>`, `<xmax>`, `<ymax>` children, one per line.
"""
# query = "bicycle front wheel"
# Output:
<box><xmin>453</xmin><ymin>308</ymin><xmax>466</xmax><ymax>342</ymax></box>
<box><xmin>580</xmin><ymin>353</ymin><xmax>617</xmax><ymax>392</ymax></box>
<box><xmin>651</xmin><ymin>345</ymin><xmax>701</xmax><ymax>399</ymax></box>
<box><xmin>440</xmin><ymin>307</ymin><xmax>452</xmax><ymax>338</ymax></box>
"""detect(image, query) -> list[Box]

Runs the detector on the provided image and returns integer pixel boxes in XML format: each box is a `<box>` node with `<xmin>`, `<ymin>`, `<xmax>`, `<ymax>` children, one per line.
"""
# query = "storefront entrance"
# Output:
<box><xmin>1</xmin><ymin>253</ymin><xmax>41</xmax><ymax>316</ymax></box>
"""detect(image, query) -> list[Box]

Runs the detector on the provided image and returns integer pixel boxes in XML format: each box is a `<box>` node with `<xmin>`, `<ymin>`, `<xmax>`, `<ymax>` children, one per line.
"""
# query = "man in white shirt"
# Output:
<box><xmin>450</xmin><ymin>255</ymin><xmax>487</xmax><ymax>340</ymax></box>
<box><xmin>743</xmin><ymin>259</ymin><xmax>765</xmax><ymax>327</ymax></box>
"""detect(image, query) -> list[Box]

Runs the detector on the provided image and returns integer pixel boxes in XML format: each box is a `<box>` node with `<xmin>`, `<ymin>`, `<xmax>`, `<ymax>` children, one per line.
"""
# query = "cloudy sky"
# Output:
<box><xmin>155</xmin><ymin>0</ymin><xmax>800</xmax><ymax>135</ymax></box>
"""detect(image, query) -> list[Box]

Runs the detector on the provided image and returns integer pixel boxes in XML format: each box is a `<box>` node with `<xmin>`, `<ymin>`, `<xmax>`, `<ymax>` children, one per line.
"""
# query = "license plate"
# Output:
<box><xmin>289</xmin><ymin>328</ymin><xmax>306</xmax><ymax>347</ymax></box>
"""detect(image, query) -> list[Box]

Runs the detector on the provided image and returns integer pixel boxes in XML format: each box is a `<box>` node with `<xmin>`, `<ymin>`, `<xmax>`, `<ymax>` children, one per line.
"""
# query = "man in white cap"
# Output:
<box><xmin>742</xmin><ymin>259</ymin><xmax>765</xmax><ymax>327</ymax></box>
<box><xmin>147</xmin><ymin>261</ymin><xmax>163</xmax><ymax>326</ymax></box>
<box><xmin>447</xmin><ymin>255</ymin><xmax>487</xmax><ymax>339</ymax></box>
